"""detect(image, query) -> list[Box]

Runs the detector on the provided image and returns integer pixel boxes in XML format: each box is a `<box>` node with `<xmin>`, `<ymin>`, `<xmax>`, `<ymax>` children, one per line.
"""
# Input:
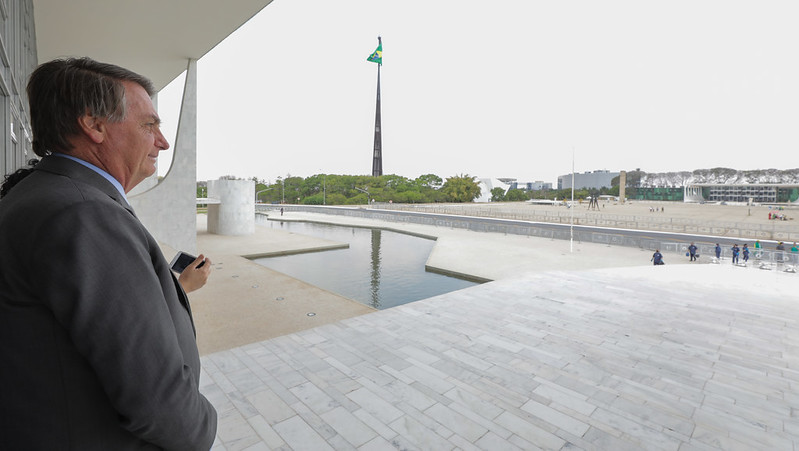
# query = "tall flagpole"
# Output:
<box><xmin>371</xmin><ymin>36</ymin><xmax>383</xmax><ymax>177</ymax></box>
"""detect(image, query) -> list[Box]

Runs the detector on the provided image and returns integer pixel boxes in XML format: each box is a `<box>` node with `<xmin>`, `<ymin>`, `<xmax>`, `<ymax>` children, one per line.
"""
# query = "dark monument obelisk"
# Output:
<box><xmin>367</xmin><ymin>36</ymin><xmax>383</xmax><ymax>176</ymax></box>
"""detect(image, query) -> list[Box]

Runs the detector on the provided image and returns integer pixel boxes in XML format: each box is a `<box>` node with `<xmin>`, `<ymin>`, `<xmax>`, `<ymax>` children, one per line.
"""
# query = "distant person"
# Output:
<box><xmin>280</xmin><ymin>207</ymin><xmax>284</xmax><ymax>216</ymax></box>
<box><xmin>777</xmin><ymin>241</ymin><xmax>786</xmax><ymax>262</ymax></box>
<box><xmin>792</xmin><ymin>242</ymin><xmax>798</xmax><ymax>263</ymax></box>
<box><xmin>688</xmin><ymin>242</ymin><xmax>698</xmax><ymax>262</ymax></box>
<box><xmin>652</xmin><ymin>249</ymin><xmax>664</xmax><ymax>265</ymax></box>
<box><xmin>742</xmin><ymin>243</ymin><xmax>750</xmax><ymax>263</ymax></box>
<box><xmin>0</xmin><ymin>57</ymin><xmax>216</xmax><ymax>449</ymax></box>
<box><xmin>731</xmin><ymin>244</ymin><xmax>740</xmax><ymax>264</ymax></box>
<box><xmin>715</xmin><ymin>243</ymin><xmax>722</xmax><ymax>259</ymax></box>
<box><xmin>754</xmin><ymin>239</ymin><xmax>762</xmax><ymax>259</ymax></box>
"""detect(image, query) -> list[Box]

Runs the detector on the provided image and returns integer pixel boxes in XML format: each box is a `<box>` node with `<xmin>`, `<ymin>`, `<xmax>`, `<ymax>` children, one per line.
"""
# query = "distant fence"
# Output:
<box><xmin>255</xmin><ymin>205</ymin><xmax>799</xmax><ymax>267</ymax></box>
<box><xmin>368</xmin><ymin>203</ymin><xmax>799</xmax><ymax>242</ymax></box>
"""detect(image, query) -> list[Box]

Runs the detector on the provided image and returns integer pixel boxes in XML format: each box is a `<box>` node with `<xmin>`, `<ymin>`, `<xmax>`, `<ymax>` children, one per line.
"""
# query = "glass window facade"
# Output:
<box><xmin>693</xmin><ymin>185</ymin><xmax>799</xmax><ymax>203</ymax></box>
<box><xmin>0</xmin><ymin>0</ymin><xmax>36</xmax><ymax>178</ymax></box>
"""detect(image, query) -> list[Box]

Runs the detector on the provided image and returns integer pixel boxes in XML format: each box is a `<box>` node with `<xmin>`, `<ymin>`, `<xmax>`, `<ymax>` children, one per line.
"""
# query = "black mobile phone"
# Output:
<box><xmin>170</xmin><ymin>251</ymin><xmax>205</xmax><ymax>274</ymax></box>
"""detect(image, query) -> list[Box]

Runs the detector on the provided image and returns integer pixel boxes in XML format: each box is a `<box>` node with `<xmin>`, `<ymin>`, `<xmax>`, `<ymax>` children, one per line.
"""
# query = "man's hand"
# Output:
<box><xmin>178</xmin><ymin>254</ymin><xmax>212</xmax><ymax>293</ymax></box>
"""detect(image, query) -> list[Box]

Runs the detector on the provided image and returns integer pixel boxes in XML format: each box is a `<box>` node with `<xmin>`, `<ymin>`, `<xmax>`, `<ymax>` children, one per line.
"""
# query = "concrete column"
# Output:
<box><xmin>207</xmin><ymin>179</ymin><xmax>255</xmax><ymax>235</ymax></box>
<box><xmin>683</xmin><ymin>185</ymin><xmax>705</xmax><ymax>203</ymax></box>
<box><xmin>129</xmin><ymin>59</ymin><xmax>198</xmax><ymax>254</ymax></box>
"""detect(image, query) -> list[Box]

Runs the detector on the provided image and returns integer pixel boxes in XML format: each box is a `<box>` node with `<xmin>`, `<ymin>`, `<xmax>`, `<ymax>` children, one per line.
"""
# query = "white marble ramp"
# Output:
<box><xmin>202</xmin><ymin>264</ymin><xmax>799</xmax><ymax>450</ymax></box>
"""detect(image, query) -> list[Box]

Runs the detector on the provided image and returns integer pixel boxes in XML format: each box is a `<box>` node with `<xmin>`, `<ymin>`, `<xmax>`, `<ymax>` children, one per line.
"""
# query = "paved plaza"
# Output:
<box><xmin>190</xmin><ymin>210</ymin><xmax>799</xmax><ymax>450</ymax></box>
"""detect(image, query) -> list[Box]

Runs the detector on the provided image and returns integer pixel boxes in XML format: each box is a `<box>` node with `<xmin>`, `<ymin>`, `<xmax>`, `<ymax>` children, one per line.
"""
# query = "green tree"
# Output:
<box><xmin>394</xmin><ymin>190</ymin><xmax>424</xmax><ymax>203</ymax></box>
<box><xmin>383</xmin><ymin>175</ymin><xmax>413</xmax><ymax>194</ymax></box>
<box><xmin>254</xmin><ymin>181</ymin><xmax>272</xmax><ymax>203</ymax></box>
<box><xmin>302</xmin><ymin>194</ymin><xmax>325</xmax><ymax>205</ymax></box>
<box><xmin>325</xmin><ymin>192</ymin><xmax>347</xmax><ymax>205</ymax></box>
<box><xmin>415</xmin><ymin>174</ymin><xmax>443</xmax><ymax>189</ymax></box>
<box><xmin>227</xmin><ymin>171</ymin><xmax>523</xmax><ymax>204</ymax></box>
<box><xmin>283</xmin><ymin>176</ymin><xmax>303</xmax><ymax>203</ymax></box>
<box><xmin>301</xmin><ymin>174</ymin><xmax>326</xmax><ymax>198</ymax></box>
<box><xmin>348</xmin><ymin>193</ymin><xmax>369</xmax><ymax>205</ymax></box>
<box><xmin>529</xmin><ymin>188</ymin><xmax>556</xmax><ymax>200</ymax></box>
<box><xmin>413</xmin><ymin>174</ymin><xmax>443</xmax><ymax>202</ymax></box>
<box><xmin>505</xmin><ymin>189</ymin><xmax>529</xmax><ymax>202</ymax></box>
<box><xmin>441</xmin><ymin>174</ymin><xmax>481</xmax><ymax>203</ymax></box>
<box><xmin>196</xmin><ymin>181</ymin><xmax>207</xmax><ymax>198</ymax></box>
<box><xmin>490</xmin><ymin>187</ymin><xmax>506</xmax><ymax>202</ymax></box>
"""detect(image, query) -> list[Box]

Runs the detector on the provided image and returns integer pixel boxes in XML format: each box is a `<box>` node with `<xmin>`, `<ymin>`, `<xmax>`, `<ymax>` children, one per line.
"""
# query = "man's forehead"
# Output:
<box><xmin>122</xmin><ymin>81</ymin><xmax>157</xmax><ymax>115</ymax></box>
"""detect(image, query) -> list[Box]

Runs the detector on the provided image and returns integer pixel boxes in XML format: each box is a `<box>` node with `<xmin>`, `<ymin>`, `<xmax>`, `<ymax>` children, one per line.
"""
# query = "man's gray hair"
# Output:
<box><xmin>27</xmin><ymin>57</ymin><xmax>155</xmax><ymax>157</ymax></box>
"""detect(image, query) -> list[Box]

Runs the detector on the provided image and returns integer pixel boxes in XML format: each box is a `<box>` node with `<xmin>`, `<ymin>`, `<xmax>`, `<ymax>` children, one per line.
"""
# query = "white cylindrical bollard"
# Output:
<box><xmin>207</xmin><ymin>179</ymin><xmax>255</xmax><ymax>235</ymax></box>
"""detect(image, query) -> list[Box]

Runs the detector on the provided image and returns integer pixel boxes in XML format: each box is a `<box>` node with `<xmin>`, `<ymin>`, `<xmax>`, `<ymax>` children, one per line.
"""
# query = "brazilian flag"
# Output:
<box><xmin>367</xmin><ymin>43</ymin><xmax>382</xmax><ymax>65</ymax></box>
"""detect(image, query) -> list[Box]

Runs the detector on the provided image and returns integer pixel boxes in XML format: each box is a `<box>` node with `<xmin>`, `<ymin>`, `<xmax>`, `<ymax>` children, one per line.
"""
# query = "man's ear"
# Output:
<box><xmin>77</xmin><ymin>113</ymin><xmax>106</xmax><ymax>144</ymax></box>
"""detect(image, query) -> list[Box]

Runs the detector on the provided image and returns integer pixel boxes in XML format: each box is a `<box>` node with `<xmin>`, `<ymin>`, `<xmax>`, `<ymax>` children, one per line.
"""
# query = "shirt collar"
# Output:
<box><xmin>52</xmin><ymin>153</ymin><xmax>129</xmax><ymax>203</ymax></box>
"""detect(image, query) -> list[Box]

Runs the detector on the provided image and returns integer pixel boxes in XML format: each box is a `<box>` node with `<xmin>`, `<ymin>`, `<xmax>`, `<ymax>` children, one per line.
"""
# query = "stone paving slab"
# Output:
<box><xmin>187</xmin><ymin>211</ymin><xmax>695</xmax><ymax>355</ymax></box>
<box><xmin>181</xmin><ymin>215</ymin><xmax>375</xmax><ymax>354</ymax></box>
<box><xmin>202</xmin><ymin>264</ymin><xmax>799</xmax><ymax>450</ymax></box>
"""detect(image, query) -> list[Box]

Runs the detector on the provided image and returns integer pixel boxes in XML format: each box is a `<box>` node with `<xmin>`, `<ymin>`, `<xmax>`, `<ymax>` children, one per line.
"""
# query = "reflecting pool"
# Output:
<box><xmin>253</xmin><ymin>218</ymin><xmax>479</xmax><ymax>309</ymax></box>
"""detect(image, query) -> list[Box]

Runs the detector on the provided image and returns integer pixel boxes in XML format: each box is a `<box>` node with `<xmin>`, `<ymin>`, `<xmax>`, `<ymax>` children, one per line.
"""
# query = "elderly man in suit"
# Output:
<box><xmin>0</xmin><ymin>58</ymin><xmax>216</xmax><ymax>450</ymax></box>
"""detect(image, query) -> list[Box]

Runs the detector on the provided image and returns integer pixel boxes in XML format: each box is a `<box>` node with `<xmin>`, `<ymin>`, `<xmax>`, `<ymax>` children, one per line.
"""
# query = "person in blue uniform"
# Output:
<box><xmin>688</xmin><ymin>243</ymin><xmax>698</xmax><ymax>261</ymax></box>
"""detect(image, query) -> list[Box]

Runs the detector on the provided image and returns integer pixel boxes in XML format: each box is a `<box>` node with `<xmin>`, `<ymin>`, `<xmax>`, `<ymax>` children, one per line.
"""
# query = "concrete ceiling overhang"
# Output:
<box><xmin>33</xmin><ymin>0</ymin><xmax>274</xmax><ymax>91</ymax></box>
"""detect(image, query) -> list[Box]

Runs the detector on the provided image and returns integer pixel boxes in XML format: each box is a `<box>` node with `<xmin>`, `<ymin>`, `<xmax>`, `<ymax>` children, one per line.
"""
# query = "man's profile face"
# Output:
<box><xmin>103</xmin><ymin>81</ymin><xmax>170</xmax><ymax>192</ymax></box>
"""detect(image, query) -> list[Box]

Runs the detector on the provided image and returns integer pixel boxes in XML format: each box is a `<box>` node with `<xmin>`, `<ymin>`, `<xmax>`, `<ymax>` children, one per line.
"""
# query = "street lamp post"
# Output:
<box><xmin>276</xmin><ymin>177</ymin><xmax>285</xmax><ymax>204</ymax></box>
<box><xmin>354</xmin><ymin>186</ymin><xmax>370</xmax><ymax>206</ymax></box>
<box><xmin>255</xmin><ymin>187</ymin><xmax>273</xmax><ymax>203</ymax></box>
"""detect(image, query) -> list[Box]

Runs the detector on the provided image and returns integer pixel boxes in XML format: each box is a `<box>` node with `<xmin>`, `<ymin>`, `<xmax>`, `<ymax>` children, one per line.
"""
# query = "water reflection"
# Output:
<box><xmin>253</xmin><ymin>219</ymin><xmax>478</xmax><ymax>309</ymax></box>
<box><xmin>370</xmin><ymin>229</ymin><xmax>381</xmax><ymax>308</ymax></box>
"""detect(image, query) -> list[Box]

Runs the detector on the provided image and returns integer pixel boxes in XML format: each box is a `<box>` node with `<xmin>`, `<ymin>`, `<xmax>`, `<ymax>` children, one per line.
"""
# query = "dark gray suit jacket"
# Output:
<box><xmin>0</xmin><ymin>156</ymin><xmax>217</xmax><ymax>450</ymax></box>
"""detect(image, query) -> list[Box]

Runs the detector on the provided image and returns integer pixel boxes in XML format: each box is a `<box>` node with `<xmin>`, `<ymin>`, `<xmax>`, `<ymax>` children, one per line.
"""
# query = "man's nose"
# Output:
<box><xmin>155</xmin><ymin>129</ymin><xmax>170</xmax><ymax>151</ymax></box>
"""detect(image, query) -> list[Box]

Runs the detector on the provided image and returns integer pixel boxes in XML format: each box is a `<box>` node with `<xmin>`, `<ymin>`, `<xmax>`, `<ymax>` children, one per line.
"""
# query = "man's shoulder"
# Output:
<box><xmin>8</xmin><ymin>158</ymin><xmax>120</xmax><ymax>204</ymax></box>
<box><xmin>3</xmin><ymin>170</ymin><xmax>105</xmax><ymax>210</ymax></box>
<box><xmin>0</xmin><ymin>163</ymin><xmax>130</xmax><ymax>236</ymax></box>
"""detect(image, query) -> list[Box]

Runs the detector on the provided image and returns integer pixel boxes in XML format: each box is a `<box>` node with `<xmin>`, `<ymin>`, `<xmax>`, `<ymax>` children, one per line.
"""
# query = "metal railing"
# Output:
<box><xmin>369</xmin><ymin>203</ymin><xmax>798</xmax><ymax>241</ymax></box>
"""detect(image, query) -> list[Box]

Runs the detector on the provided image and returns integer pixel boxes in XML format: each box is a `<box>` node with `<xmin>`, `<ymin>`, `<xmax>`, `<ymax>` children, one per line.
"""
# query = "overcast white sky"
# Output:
<box><xmin>157</xmin><ymin>0</ymin><xmax>799</xmax><ymax>185</ymax></box>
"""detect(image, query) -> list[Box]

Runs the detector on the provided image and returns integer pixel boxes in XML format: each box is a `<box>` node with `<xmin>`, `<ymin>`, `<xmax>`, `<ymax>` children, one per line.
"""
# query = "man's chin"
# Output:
<box><xmin>145</xmin><ymin>161</ymin><xmax>157</xmax><ymax>176</ymax></box>
<box><xmin>131</xmin><ymin>166</ymin><xmax>157</xmax><ymax>188</ymax></box>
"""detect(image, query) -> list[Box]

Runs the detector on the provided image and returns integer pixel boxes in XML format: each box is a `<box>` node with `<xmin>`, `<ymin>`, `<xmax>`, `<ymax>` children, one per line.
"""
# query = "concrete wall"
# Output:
<box><xmin>207</xmin><ymin>179</ymin><xmax>255</xmax><ymax>235</ymax></box>
<box><xmin>366</xmin><ymin>203</ymin><xmax>798</xmax><ymax>242</ymax></box>
<box><xmin>129</xmin><ymin>59</ymin><xmax>198</xmax><ymax>254</ymax></box>
<box><xmin>260</xmin><ymin>204</ymin><xmax>799</xmax><ymax>252</ymax></box>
